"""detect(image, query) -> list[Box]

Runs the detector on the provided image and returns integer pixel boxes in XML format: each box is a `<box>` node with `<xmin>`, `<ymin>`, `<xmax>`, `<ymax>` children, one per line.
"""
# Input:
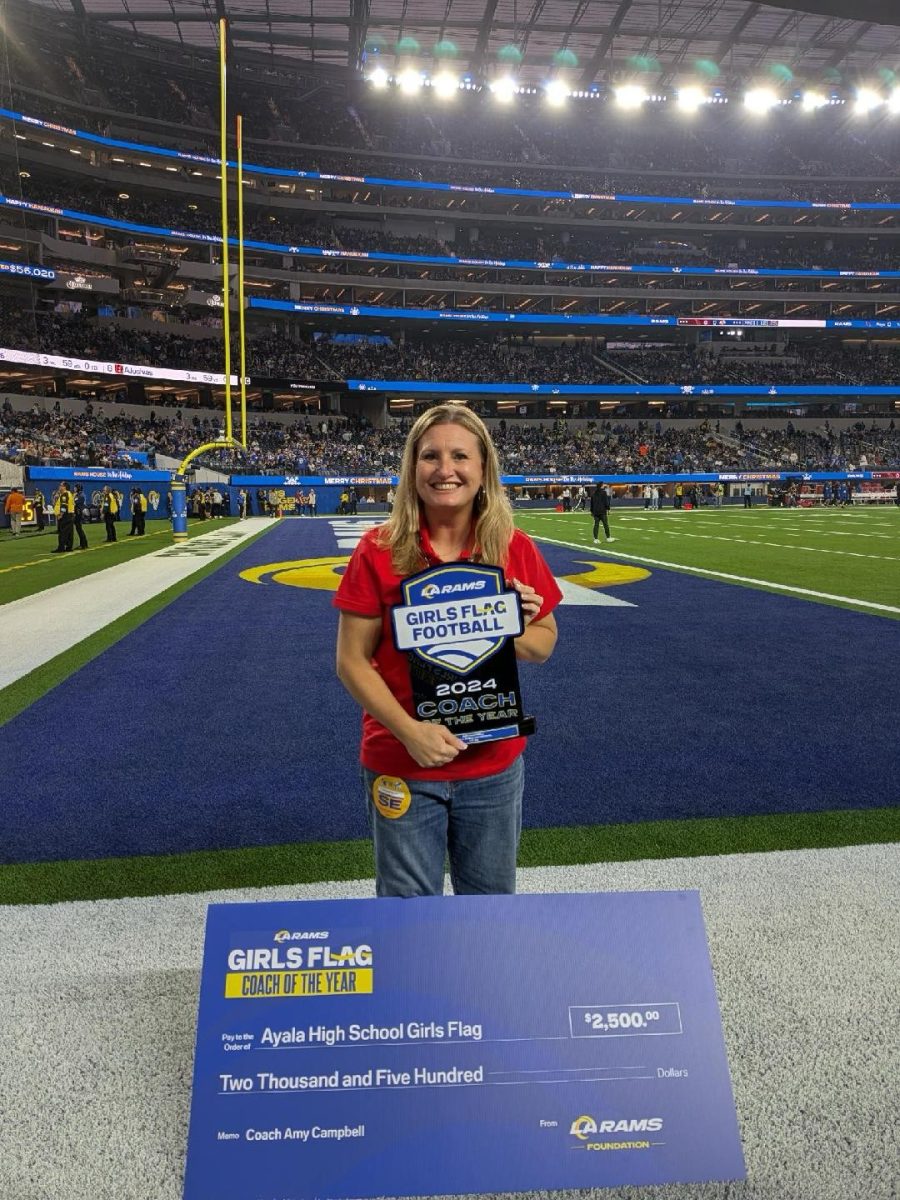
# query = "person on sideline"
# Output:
<box><xmin>52</xmin><ymin>480</ymin><xmax>75</xmax><ymax>553</ymax></box>
<box><xmin>101</xmin><ymin>485</ymin><xmax>119</xmax><ymax>542</ymax></box>
<box><xmin>334</xmin><ymin>403</ymin><xmax>561</xmax><ymax>899</ymax></box>
<box><xmin>4</xmin><ymin>486</ymin><xmax>24</xmax><ymax>536</ymax></box>
<box><xmin>130</xmin><ymin>488</ymin><xmax>147</xmax><ymax>535</ymax></box>
<box><xmin>33</xmin><ymin>489</ymin><xmax>45</xmax><ymax>531</ymax></box>
<box><xmin>590</xmin><ymin>482</ymin><xmax>614</xmax><ymax>544</ymax></box>
<box><xmin>72</xmin><ymin>484</ymin><xmax>89</xmax><ymax>549</ymax></box>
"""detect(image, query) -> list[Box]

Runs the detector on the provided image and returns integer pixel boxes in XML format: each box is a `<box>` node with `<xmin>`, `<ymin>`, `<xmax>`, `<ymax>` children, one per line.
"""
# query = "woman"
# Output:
<box><xmin>335</xmin><ymin>403</ymin><xmax>561</xmax><ymax>898</ymax></box>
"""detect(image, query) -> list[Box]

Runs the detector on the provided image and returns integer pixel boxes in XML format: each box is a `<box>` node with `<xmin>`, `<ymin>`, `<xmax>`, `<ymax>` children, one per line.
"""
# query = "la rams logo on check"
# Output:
<box><xmin>569</xmin><ymin>1112</ymin><xmax>664</xmax><ymax>1146</ymax></box>
<box><xmin>391</xmin><ymin>564</ymin><xmax>523</xmax><ymax>677</ymax></box>
<box><xmin>570</xmin><ymin>1116</ymin><xmax>598</xmax><ymax>1140</ymax></box>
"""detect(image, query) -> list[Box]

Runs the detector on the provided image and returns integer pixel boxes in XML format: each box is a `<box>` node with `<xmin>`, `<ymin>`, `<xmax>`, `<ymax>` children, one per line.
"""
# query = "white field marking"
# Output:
<box><xmin>651</xmin><ymin>529</ymin><xmax>899</xmax><ymax>562</ymax></box>
<box><xmin>774</xmin><ymin>528</ymin><xmax>893</xmax><ymax>538</ymax></box>
<box><xmin>557</xmin><ymin>577</ymin><xmax>636</xmax><ymax>607</ymax></box>
<box><xmin>534</xmin><ymin>514</ymin><xmax>898</xmax><ymax>558</ymax></box>
<box><xmin>528</xmin><ymin>531</ymin><xmax>900</xmax><ymax>615</ymax></box>
<box><xmin>0</xmin><ymin>519</ymin><xmax>278</xmax><ymax>691</ymax></box>
<box><xmin>328</xmin><ymin>518</ymin><xmax>382</xmax><ymax>550</ymax></box>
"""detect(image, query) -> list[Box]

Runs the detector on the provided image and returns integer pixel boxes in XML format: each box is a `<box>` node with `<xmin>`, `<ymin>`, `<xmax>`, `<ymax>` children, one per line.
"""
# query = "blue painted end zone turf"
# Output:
<box><xmin>2</xmin><ymin>519</ymin><xmax>897</xmax><ymax>865</ymax></box>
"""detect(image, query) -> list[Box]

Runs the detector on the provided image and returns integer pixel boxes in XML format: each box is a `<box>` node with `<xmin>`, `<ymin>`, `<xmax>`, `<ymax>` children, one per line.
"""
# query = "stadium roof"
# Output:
<box><xmin>22</xmin><ymin>0</ymin><xmax>900</xmax><ymax>86</ymax></box>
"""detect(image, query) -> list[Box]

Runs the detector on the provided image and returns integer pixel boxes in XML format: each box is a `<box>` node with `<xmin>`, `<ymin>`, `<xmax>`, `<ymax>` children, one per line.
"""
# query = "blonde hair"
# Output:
<box><xmin>380</xmin><ymin>403</ymin><xmax>515</xmax><ymax>576</ymax></box>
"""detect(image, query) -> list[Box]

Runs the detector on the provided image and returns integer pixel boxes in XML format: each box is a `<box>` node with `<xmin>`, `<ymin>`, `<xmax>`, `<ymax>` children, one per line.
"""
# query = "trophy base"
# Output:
<box><xmin>458</xmin><ymin>716</ymin><xmax>536</xmax><ymax>745</ymax></box>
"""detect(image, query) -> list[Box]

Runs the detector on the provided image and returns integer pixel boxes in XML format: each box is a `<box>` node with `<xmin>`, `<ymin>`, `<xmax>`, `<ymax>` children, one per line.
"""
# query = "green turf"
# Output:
<box><xmin>0</xmin><ymin>806</ymin><xmax>896</xmax><ymax>905</ymax></box>
<box><xmin>0</xmin><ymin>519</ymin><xmax>274</xmax><ymax>728</ymax></box>
<box><xmin>0</xmin><ymin>517</ymin><xmax>240</xmax><ymax>604</ymax></box>
<box><xmin>518</xmin><ymin>505</ymin><xmax>900</xmax><ymax>617</ymax></box>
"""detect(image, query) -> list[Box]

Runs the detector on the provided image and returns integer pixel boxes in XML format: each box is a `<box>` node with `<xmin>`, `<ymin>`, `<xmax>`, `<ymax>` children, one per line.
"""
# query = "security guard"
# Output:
<box><xmin>129</xmin><ymin>487</ymin><xmax>147</xmax><ymax>535</ymax></box>
<box><xmin>101</xmin><ymin>485</ymin><xmax>119</xmax><ymax>542</ymax></box>
<box><xmin>130</xmin><ymin>487</ymin><xmax>147</xmax><ymax>535</ymax></box>
<box><xmin>52</xmin><ymin>481</ymin><xmax>75</xmax><ymax>553</ymax></box>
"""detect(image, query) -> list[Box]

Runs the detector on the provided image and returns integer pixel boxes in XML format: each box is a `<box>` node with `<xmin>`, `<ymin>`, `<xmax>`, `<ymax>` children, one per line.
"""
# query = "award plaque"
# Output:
<box><xmin>391</xmin><ymin>562</ymin><xmax>535</xmax><ymax>744</ymax></box>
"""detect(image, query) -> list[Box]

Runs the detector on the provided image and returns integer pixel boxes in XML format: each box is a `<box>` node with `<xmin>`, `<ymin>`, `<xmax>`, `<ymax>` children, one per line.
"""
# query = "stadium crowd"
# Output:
<box><xmin>2</xmin><ymin>306</ymin><xmax>899</xmax><ymax>392</ymax></box>
<box><xmin>2</xmin><ymin>400</ymin><xmax>898</xmax><ymax>476</ymax></box>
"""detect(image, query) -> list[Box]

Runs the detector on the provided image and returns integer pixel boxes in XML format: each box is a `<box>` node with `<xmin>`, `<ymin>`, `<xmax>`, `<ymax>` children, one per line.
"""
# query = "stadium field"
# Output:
<box><xmin>518</xmin><ymin>505</ymin><xmax>900</xmax><ymax>617</ymax></box>
<box><xmin>1</xmin><ymin>512</ymin><xmax>897</xmax><ymax>905</ymax></box>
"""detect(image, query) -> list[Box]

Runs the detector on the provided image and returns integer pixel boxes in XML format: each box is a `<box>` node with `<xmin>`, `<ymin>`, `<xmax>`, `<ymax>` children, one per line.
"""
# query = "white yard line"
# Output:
<box><xmin>528</xmin><ymin>527</ymin><xmax>900</xmax><ymax>615</ymax></box>
<box><xmin>0</xmin><ymin>519</ymin><xmax>277</xmax><ymax>690</ymax></box>
<box><xmin>650</xmin><ymin>529</ymin><xmax>900</xmax><ymax>561</ymax></box>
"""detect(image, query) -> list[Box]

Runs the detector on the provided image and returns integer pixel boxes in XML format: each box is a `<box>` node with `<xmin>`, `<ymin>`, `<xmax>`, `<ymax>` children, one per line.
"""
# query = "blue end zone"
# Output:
<box><xmin>2</xmin><ymin>519</ymin><xmax>897</xmax><ymax>865</ymax></box>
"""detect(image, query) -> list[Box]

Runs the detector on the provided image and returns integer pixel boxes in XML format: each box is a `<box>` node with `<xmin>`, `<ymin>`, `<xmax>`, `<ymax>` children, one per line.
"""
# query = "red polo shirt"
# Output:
<box><xmin>334</xmin><ymin>524</ymin><xmax>562</xmax><ymax>780</ymax></box>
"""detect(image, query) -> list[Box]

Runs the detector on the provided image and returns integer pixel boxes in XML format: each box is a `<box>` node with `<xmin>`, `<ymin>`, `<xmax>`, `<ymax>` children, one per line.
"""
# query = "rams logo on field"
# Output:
<box><xmin>238</xmin><ymin>557</ymin><xmax>650</xmax><ymax>602</ymax></box>
<box><xmin>561</xmin><ymin>561</ymin><xmax>650</xmax><ymax>589</ymax></box>
<box><xmin>240</xmin><ymin>557</ymin><xmax>349</xmax><ymax>589</ymax></box>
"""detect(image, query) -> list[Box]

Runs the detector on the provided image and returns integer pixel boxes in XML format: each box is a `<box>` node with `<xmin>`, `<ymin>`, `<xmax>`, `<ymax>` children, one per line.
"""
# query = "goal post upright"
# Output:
<box><xmin>172</xmin><ymin>17</ymin><xmax>242</xmax><ymax>540</ymax></box>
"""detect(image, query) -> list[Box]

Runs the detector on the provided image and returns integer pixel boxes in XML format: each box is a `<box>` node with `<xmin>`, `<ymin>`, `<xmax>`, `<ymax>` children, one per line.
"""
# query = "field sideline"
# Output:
<box><xmin>0</xmin><ymin>516</ymin><xmax>240</xmax><ymax>604</ymax></box>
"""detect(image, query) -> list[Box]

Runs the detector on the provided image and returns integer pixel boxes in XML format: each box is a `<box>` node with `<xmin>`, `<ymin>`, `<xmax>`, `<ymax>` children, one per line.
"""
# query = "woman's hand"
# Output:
<box><xmin>402</xmin><ymin>722</ymin><xmax>468</xmax><ymax>769</ymax></box>
<box><xmin>510</xmin><ymin>577</ymin><xmax>543</xmax><ymax>626</ymax></box>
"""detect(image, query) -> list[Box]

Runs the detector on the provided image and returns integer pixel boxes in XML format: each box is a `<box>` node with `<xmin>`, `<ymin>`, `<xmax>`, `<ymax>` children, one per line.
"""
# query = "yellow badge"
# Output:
<box><xmin>372</xmin><ymin>775</ymin><xmax>411</xmax><ymax>820</ymax></box>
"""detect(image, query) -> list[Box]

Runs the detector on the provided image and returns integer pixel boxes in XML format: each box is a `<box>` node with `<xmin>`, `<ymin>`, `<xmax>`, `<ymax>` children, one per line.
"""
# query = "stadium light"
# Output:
<box><xmin>854</xmin><ymin>88</ymin><xmax>882</xmax><ymax>115</ymax></box>
<box><xmin>490</xmin><ymin>76</ymin><xmax>517</xmax><ymax>103</ymax></box>
<box><xmin>544</xmin><ymin>79</ymin><xmax>569</xmax><ymax>107</ymax></box>
<box><xmin>676</xmin><ymin>86</ymin><xmax>707</xmax><ymax>112</ymax></box>
<box><xmin>615</xmin><ymin>84</ymin><xmax>648</xmax><ymax>110</ymax></box>
<box><xmin>397</xmin><ymin>68</ymin><xmax>424</xmax><ymax>95</ymax></box>
<box><xmin>432</xmin><ymin>71</ymin><xmax>460</xmax><ymax>99</ymax></box>
<box><xmin>744</xmin><ymin>87</ymin><xmax>779</xmax><ymax>114</ymax></box>
<box><xmin>800</xmin><ymin>90</ymin><xmax>828</xmax><ymax>112</ymax></box>
<box><xmin>367</xmin><ymin>66</ymin><xmax>389</xmax><ymax>89</ymax></box>
<box><xmin>888</xmin><ymin>89</ymin><xmax>900</xmax><ymax>114</ymax></box>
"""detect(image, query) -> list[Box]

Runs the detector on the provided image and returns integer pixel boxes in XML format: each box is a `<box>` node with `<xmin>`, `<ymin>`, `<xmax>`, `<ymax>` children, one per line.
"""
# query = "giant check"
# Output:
<box><xmin>184</xmin><ymin>892</ymin><xmax>745</xmax><ymax>1197</ymax></box>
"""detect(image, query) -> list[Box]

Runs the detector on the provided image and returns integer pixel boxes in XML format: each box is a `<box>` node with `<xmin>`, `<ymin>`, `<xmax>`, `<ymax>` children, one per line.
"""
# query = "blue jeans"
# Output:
<box><xmin>362</xmin><ymin>755</ymin><xmax>524</xmax><ymax>898</ymax></box>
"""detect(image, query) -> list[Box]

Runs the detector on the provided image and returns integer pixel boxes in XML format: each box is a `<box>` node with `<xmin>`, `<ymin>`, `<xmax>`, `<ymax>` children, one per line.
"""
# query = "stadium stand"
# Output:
<box><xmin>0</xmin><ymin>0</ymin><xmax>899</xmax><ymax>440</ymax></box>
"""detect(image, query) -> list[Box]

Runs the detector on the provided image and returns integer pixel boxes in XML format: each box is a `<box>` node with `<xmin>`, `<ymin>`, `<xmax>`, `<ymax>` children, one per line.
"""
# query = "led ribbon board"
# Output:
<box><xmin>3</xmin><ymin>190</ymin><xmax>897</xmax><ymax>281</ymax></box>
<box><xmin>183</xmin><ymin>892</ymin><xmax>745</xmax><ymax>1198</ymax></box>
<box><xmin>0</xmin><ymin>261</ymin><xmax>55</xmax><ymax>280</ymax></box>
<box><xmin>348</xmin><ymin>380</ymin><xmax>900</xmax><ymax>396</ymax></box>
<box><xmin>251</xmin><ymin>297</ymin><xmax>900</xmax><ymax>331</ymax></box>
